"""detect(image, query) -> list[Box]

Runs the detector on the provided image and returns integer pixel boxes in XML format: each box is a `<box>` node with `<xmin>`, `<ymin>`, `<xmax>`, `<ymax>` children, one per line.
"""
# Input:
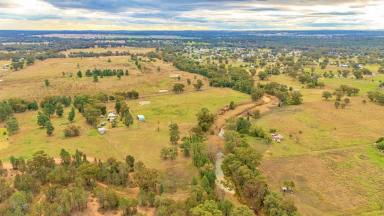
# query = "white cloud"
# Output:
<box><xmin>0</xmin><ymin>0</ymin><xmax>383</xmax><ymax>30</ymax></box>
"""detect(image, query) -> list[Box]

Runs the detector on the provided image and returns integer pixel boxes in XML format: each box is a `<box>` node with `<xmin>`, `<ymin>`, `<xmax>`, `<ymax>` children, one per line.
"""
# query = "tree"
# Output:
<box><xmin>64</xmin><ymin>125</ymin><xmax>80</xmax><ymax>137</ymax></box>
<box><xmin>334</xmin><ymin>101</ymin><xmax>340</xmax><ymax>109</ymax></box>
<box><xmin>37</xmin><ymin>111</ymin><xmax>49</xmax><ymax>127</ymax></box>
<box><xmin>353</xmin><ymin>70</ymin><xmax>363</xmax><ymax>79</ymax></box>
<box><xmin>236</xmin><ymin>117</ymin><xmax>251</xmax><ymax>134</ymax></box>
<box><xmin>263</xmin><ymin>192</ymin><xmax>297</xmax><ymax>216</ymax></box>
<box><xmin>0</xmin><ymin>179</ymin><xmax>13</xmax><ymax>202</ymax></box>
<box><xmin>60</xmin><ymin>149</ymin><xmax>71</xmax><ymax>166</ymax></box>
<box><xmin>123</xmin><ymin>109</ymin><xmax>134</xmax><ymax>127</ymax></box>
<box><xmin>196</xmin><ymin>108</ymin><xmax>215</xmax><ymax>132</ymax></box>
<box><xmin>56</xmin><ymin>104</ymin><xmax>64</xmax><ymax>117</ymax></box>
<box><xmin>97</xmin><ymin>189</ymin><xmax>119</xmax><ymax>210</ymax></box>
<box><xmin>120</xmin><ymin>197</ymin><xmax>138</xmax><ymax>216</ymax></box>
<box><xmin>180</xmin><ymin>136</ymin><xmax>192</xmax><ymax>157</ymax></box>
<box><xmin>344</xmin><ymin>97</ymin><xmax>350</xmax><ymax>105</ymax></box>
<box><xmin>8</xmin><ymin>191</ymin><xmax>31</xmax><ymax>214</ymax></box>
<box><xmin>43</xmin><ymin>103</ymin><xmax>55</xmax><ymax>118</ymax></box>
<box><xmin>169</xmin><ymin>123</ymin><xmax>180</xmax><ymax>145</ymax></box>
<box><xmin>0</xmin><ymin>102</ymin><xmax>13</xmax><ymax>122</ymax></box>
<box><xmin>93</xmin><ymin>74</ymin><xmax>99</xmax><ymax>82</ymax></box>
<box><xmin>44</xmin><ymin>79</ymin><xmax>50</xmax><ymax>87</ymax></box>
<box><xmin>322</xmin><ymin>91</ymin><xmax>333</xmax><ymax>100</ymax></box>
<box><xmin>125</xmin><ymin>155</ymin><xmax>135</xmax><ymax>172</ymax></box>
<box><xmin>27</xmin><ymin>101</ymin><xmax>38</xmax><ymax>110</ymax></box>
<box><xmin>377</xmin><ymin>140</ymin><xmax>384</xmax><ymax>151</ymax></box>
<box><xmin>115</xmin><ymin>100</ymin><xmax>122</xmax><ymax>113</ymax></box>
<box><xmin>77</xmin><ymin>70</ymin><xmax>83</xmax><ymax>78</ymax></box>
<box><xmin>172</xmin><ymin>83</ymin><xmax>185</xmax><ymax>94</ymax></box>
<box><xmin>258</xmin><ymin>71</ymin><xmax>269</xmax><ymax>80</ymax></box>
<box><xmin>190</xmin><ymin>200</ymin><xmax>223</xmax><ymax>216</ymax></box>
<box><xmin>160</xmin><ymin>147</ymin><xmax>178</xmax><ymax>160</ymax></box>
<box><xmin>230</xmin><ymin>205</ymin><xmax>254</xmax><ymax>216</ymax></box>
<box><xmin>6</xmin><ymin>116</ymin><xmax>19</xmax><ymax>135</ymax></box>
<box><xmin>193</xmin><ymin>79</ymin><xmax>204</xmax><ymax>91</ymax></box>
<box><xmin>251</xmin><ymin>88</ymin><xmax>264</xmax><ymax>101</ymax></box>
<box><xmin>46</xmin><ymin>120</ymin><xmax>54</xmax><ymax>136</ymax></box>
<box><xmin>133</xmin><ymin>164</ymin><xmax>159</xmax><ymax>192</ymax></box>
<box><xmin>83</xmin><ymin>105</ymin><xmax>101</xmax><ymax>126</ymax></box>
<box><xmin>68</xmin><ymin>107</ymin><xmax>75</xmax><ymax>122</ymax></box>
<box><xmin>290</xmin><ymin>91</ymin><xmax>303</xmax><ymax>105</ymax></box>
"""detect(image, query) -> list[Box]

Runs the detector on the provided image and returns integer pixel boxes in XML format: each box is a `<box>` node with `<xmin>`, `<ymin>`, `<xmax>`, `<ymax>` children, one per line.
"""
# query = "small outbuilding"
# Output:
<box><xmin>98</xmin><ymin>127</ymin><xmax>106</xmax><ymax>135</ymax></box>
<box><xmin>137</xmin><ymin>115</ymin><xmax>145</xmax><ymax>122</ymax></box>
<box><xmin>271</xmin><ymin>133</ymin><xmax>284</xmax><ymax>143</ymax></box>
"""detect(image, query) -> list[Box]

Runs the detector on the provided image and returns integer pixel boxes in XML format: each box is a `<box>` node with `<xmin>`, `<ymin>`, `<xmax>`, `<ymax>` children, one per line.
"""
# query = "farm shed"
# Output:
<box><xmin>98</xmin><ymin>127</ymin><xmax>106</xmax><ymax>135</ymax></box>
<box><xmin>169</xmin><ymin>74</ymin><xmax>181</xmax><ymax>79</ymax></box>
<box><xmin>137</xmin><ymin>115</ymin><xmax>145</xmax><ymax>122</ymax></box>
<box><xmin>271</xmin><ymin>133</ymin><xmax>284</xmax><ymax>143</ymax></box>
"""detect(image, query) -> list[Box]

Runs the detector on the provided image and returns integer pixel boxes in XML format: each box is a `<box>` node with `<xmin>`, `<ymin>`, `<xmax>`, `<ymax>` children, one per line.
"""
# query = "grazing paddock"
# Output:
<box><xmin>261</xmin><ymin>147</ymin><xmax>384</xmax><ymax>215</ymax></box>
<box><xmin>61</xmin><ymin>46</ymin><xmax>156</xmax><ymax>55</ymax></box>
<box><xmin>0</xmin><ymin>88</ymin><xmax>249</xmax><ymax>187</ymax></box>
<box><xmin>256</xmin><ymin>99</ymin><xmax>384</xmax><ymax>158</ymax></box>
<box><xmin>0</xmin><ymin>56</ymin><xmax>208</xmax><ymax>100</ymax></box>
<box><xmin>254</xmin><ymin>74</ymin><xmax>384</xmax><ymax>215</ymax></box>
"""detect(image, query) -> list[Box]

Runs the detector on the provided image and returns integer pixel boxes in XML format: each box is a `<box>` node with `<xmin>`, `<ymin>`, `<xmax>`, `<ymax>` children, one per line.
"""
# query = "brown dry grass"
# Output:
<box><xmin>61</xmin><ymin>47</ymin><xmax>155</xmax><ymax>55</ymax></box>
<box><xmin>0</xmin><ymin>56</ymin><xmax>208</xmax><ymax>100</ymax></box>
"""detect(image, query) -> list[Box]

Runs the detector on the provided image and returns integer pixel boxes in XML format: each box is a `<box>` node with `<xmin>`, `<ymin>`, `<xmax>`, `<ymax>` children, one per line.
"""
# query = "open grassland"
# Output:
<box><xmin>0</xmin><ymin>88</ymin><xmax>249</xmax><ymax>189</ymax></box>
<box><xmin>61</xmin><ymin>47</ymin><xmax>155</xmax><ymax>55</ymax></box>
<box><xmin>0</xmin><ymin>53</ymin><xmax>250</xmax><ymax>194</ymax></box>
<box><xmin>0</xmin><ymin>55</ymin><xmax>207</xmax><ymax>100</ymax></box>
<box><xmin>255</xmin><ymin>74</ymin><xmax>384</xmax><ymax>215</ymax></box>
<box><xmin>261</xmin><ymin>147</ymin><xmax>384</xmax><ymax>216</ymax></box>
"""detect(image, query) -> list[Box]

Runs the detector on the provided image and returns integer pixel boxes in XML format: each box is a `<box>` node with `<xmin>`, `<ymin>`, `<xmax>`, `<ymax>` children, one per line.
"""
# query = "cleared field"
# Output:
<box><xmin>261</xmin><ymin>147</ymin><xmax>384</xmax><ymax>215</ymax></box>
<box><xmin>0</xmin><ymin>53</ymin><xmax>251</xmax><ymax>195</ymax></box>
<box><xmin>254</xmin><ymin>74</ymin><xmax>384</xmax><ymax>215</ymax></box>
<box><xmin>0</xmin><ymin>56</ymin><xmax>207</xmax><ymax>100</ymax></box>
<box><xmin>61</xmin><ymin>47</ymin><xmax>155</xmax><ymax>55</ymax></box>
<box><xmin>0</xmin><ymin>88</ymin><xmax>250</xmax><ymax>189</ymax></box>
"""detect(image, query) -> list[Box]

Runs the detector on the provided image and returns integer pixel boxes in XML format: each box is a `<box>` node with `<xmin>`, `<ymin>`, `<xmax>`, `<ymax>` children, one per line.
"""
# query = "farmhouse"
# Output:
<box><xmin>107</xmin><ymin>111</ymin><xmax>117</xmax><ymax>122</ymax></box>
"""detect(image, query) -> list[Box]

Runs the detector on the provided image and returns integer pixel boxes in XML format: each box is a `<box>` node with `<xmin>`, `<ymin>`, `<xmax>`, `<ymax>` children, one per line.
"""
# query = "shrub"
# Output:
<box><xmin>64</xmin><ymin>125</ymin><xmax>80</xmax><ymax>137</ymax></box>
<box><xmin>377</xmin><ymin>140</ymin><xmax>384</xmax><ymax>151</ymax></box>
<box><xmin>6</xmin><ymin>116</ymin><xmax>19</xmax><ymax>135</ymax></box>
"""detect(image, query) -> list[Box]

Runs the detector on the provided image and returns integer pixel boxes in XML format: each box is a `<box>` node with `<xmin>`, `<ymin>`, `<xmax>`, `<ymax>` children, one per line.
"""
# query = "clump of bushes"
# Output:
<box><xmin>64</xmin><ymin>125</ymin><xmax>80</xmax><ymax>137</ymax></box>
<box><xmin>376</xmin><ymin>137</ymin><xmax>384</xmax><ymax>151</ymax></box>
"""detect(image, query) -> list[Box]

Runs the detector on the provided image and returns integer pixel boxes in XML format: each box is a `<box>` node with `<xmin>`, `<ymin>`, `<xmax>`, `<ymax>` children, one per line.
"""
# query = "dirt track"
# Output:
<box><xmin>208</xmin><ymin>95</ymin><xmax>279</xmax><ymax>152</ymax></box>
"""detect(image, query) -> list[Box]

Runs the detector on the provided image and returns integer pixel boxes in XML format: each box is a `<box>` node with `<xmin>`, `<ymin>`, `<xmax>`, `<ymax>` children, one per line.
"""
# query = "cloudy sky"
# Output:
<box><xmin>0</xmin><ymin>0</ymin><xmax>383</xmax><ymax>30</ymax></box>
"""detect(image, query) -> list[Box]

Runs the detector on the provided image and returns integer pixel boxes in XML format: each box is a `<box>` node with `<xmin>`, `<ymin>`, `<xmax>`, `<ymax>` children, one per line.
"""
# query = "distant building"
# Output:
<box><xmin>271</xmin><ymin>133</ymin><xmax>284</xmax><ymax>143</ymax></box>
<box><xmin>137</xmin><ymin>115</ymin><xmax>145</xmax><ymax>122</ymax></box>
<box><xmin>98</xmin><ymin>127</ymin><xmax>106</xmax><ymax>135</ymax></box>
<box><xmin>107</xmin><ymin>112</ymin><xmax>117</xmax><ymax>122</ymax></box>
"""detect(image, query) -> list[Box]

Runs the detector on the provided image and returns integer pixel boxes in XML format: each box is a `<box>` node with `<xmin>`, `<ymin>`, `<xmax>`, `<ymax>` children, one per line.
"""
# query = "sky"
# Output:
<box><xmin>0</xmin><ymin>0</ymin><xmax>383</xmax><ymax>30</ymax></box>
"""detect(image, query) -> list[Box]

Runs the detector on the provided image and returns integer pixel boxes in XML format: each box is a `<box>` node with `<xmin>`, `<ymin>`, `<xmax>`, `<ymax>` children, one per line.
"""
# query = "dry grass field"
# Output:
<box><xmin>61</xmin><ymin>47</ymin><xmax>156</xmax><ymax>56</ymax></box>
<box><xmin>0</xmin><ymin>51</ymin><xmax>251</xmax><ymax>195</ymax></box>
<box><xmin>255</xmin><ymin>74</ymin><xmax>384</xmax><ymax>215</ymax></box>
<box><xmin>0</xmin><ymin>55</ymin><xmax>208</xmax><ymax>100</ymax></box>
